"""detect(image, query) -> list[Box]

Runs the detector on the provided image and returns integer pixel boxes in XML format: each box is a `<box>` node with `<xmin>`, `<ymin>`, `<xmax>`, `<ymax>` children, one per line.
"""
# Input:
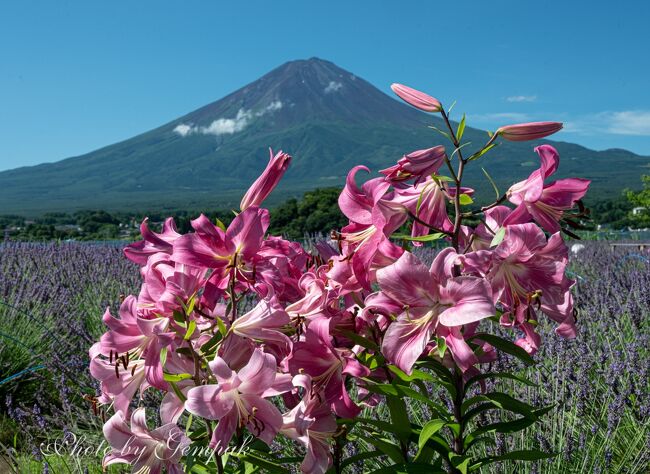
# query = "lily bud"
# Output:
<box><xmin>240</xmin><ymin>148</ymin><xmax>292</xmax><ymax>211</ymax></box>
<box><xmin>496</xmin><ymin>121</ymin><xmax>563</xmax><ymax>142</ymax></box>
<box><xmin>391</xmin><ymin>83</ymin><xmax>442</xmax><ymax>113</ymax></box>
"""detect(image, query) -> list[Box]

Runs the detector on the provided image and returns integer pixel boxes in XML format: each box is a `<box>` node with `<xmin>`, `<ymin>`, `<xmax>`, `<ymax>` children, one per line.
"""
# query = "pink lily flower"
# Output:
<box><xmin>257</xmin><ymin>236</ymin><xmax>309</xmax><ymax>302</ymax></box>
<box><xmin>285</xmin><ymin>272</ymin><xmax>333</xmax><ymax>322</ymax></box>
<box><xmin>379</xmin><ymin>145</ymin><xmax>447</xmax><ymax>185</ymax></box>
<box><xmin>124</xmin><ymin>217</ymin><xmax>181</xmax><ymax>265</ymax></box>
<box><xmin>229</xmin><ymin>295</ymin><xmax>292</xmax><ymax>357</ymax></box>
<box><xmin>470</xmin><ymin>206</ymin><xmax>512</xmax><ymax>250</ymax></box>
<box><xmin>462</xmin><ymin>223</ymin><xmax>577</xmax><ymax>344</ymax></box>
<box><xmin>288</xmin><ymin>317</ymin><xmax>369</xmax><ymax>417</ymax></box>
<box><xmin>392</xmin><ymin>177</ymin><xmax>454</xmax><ymax>245</ymax></box>
<box><xmin>240</xmin><ymin>148</ymin><xmax>292</xmax><ymax>211</ymax></box>
<box><xmin>91</xmin><ymin>295</ymin><xmax>176</xmax><ymax>390</ymax></box>
<box><xmin>504</xmin><ymin>145</ymin><xmax>590</xmax><ymax>232</ymax></box>
<box><xmin>89</xmin><ymin>355</ymin><xmax>148</xmax><ymax>415</ymax></box>
<box><xmin>185</xmin><ymin>349</ymin><xmax>284</xmax><ymax>451</ymax></box>
<box><xmin>496</xmin><ymin>121</ymin><xmax>563</xmax><ymax>142</ymax></box>
<box><xmin>281</xmin><ymin>375</ymin><xmax>337</xmax><ymax>474</ymax></box>
<box><xmin>391</xmin><ymin>83</ymin><xmax>442</xmax><ymax>112</ymax></box>
<box><xmin>172</xmin><ymin>206</ymin><xmax>270</xmax><ymax>288</ymax></box>
<box><xmin>103</xmin><ymin>408</ymin><xmax>189</xmax><ymax>474</ymax></box>
<box><xmin>332</xmin><ymin>166</ymin><xmax>406</xmax><ymax>289</ymax></box>
<box><xmin>138</xmin><ymin>254</ymin><xmax>205</xmax><ymax>316</ymax></box>
<box><xmin>377</xmin><ymin>249</ymin><xmax>494</xmax><ymax>374</ymax></box>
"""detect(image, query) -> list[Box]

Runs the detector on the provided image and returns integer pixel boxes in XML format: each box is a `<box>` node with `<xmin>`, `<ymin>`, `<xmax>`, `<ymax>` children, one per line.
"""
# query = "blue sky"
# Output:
<box><xmin>1</xmin><ymin>0</ymin><xmax>649</xmax><ymax>171</ymax></box>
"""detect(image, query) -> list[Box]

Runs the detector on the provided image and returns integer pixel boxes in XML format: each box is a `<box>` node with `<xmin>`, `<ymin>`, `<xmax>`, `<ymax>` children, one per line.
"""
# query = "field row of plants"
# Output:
<box><xmin>0</xmin><ymin>240</ymin><xmax>647</xmax><ymax>473</ymax></box>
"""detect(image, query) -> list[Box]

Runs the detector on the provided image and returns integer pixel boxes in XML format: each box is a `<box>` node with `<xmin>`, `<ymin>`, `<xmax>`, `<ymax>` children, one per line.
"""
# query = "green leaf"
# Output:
<box><xmin>200</xmin><ymin>330</ymin><xmax>223</xmax><ymax>354</ymax></box>
<box><xmin>449</xmin><ymin>454</ymin><xmax>471</xmax><ymax>474</ymax></box>
<box><xmin>435</xmin><ymin>336</ymin><xmax>447</xmax><ymax>358</ymax></box>
<box><xmin>343</xmin><ymin>417</ymin><xmax>405</xmax><ymax>434</ymax></box>
<box><xmin>481</xmin><ymin>167</ymin><xmax>501</xmax><ymax>201</ymax></box>
<box><xmin>456</xmin><ymin>114</ymin><xmax>466</xmax><ymax>142</ymax></box>
<box><xmin>341</xmin><ymin>450</ymin><xmax>383</xmax><ymax>469</ymax></box>
<box><xmin>461</xmin><ymin>392</ymin><xmax>536</xmax><ymax>419</ymax></box>
<box><xmin>190</xmin><ymin>464</ymin><xmax>210</xmax><ymax>474</ymax></box>
<box><xmin>387</xmin><ymin>394</ymin><xmax>411</xmax><ymax>444</ymax></box>
<box><xmin>184</xmin><ymin>320</ymin><xmax>197</xmax><ymax>341</ymax></box>
<box><xmin>338</xmin><ymin>329</ymin><xmax>380</xmax><ymax>352</ymax></box>
<box><xmin>428</xmin><ymin>126</ymin><xmax>452</xmax><ymax>141</ymax></box>
<box><xmin>363</xmin><ymin>382</ymin><xmax>451</xmax><ymax>420</ymax></box>
<box><xmin>215</xmin><ymin>218</ymin><xmax>227</xmax><ymax>231</ymax></box>
<box><xmin>173</xmin><ymin>310</ymin><xmax>186</xmax><ymax>325</ymax></box>
<box><xmin>186</xmin><ymin>295</ymin><xmax>197</xmax><ymax>317</ymax></box>
<box><xmin>430</xmin><ymin>174</ymin><xmax>455</xmax><ymax>182</ymax></box>
<box><xmin>359</xmin><ymin>434</ymin><xmax>405</xmax><ymax>463</ymax></box>
<box><xmin>465</xmin><ymin>371</ymin><xmax>537</xmax><ymax>391</ymax></box>
<box><xmin>185</xmin><ymin>413</ymin><xmax>193</xmax><ymax>436</ymax></box>
<box><xmin>416</xmin><ymin>359</ymin><xmax>457</xmax><ymax>397</ymax></box>
<box><xmin>216</xmin><ymin>317</ymin><xmax>228</xmax><ymax>337</ymax></box>
<box><xmin>160</xmin><ymin>346</ymin><xmax>168</xmax><ymax>367</ymax></box>
<box><xmin>236</xmin><ymin>453</ymin><xmax>290</xmax><ymax>474</ymax></box>
<box><xmin>392</xmin><ymin>233</ymin><xmax>445</xmax><ymax>242</ymax></box>
<box><xmin>472</xmin><ymin>449</ymin><xmax>556</xmax><ymax>468</ymax></box>
<box><xmin>415</xmin><ymin>184</ymin><xmax>428</xmax><ymax>215</ymax></box>
<box><xmin>388</xmin><ymin>365</ymin><xmax>435</xmax><ymax>383</ymax></box>
<box><xmin>418</xmin><ymin>419</ymin><xmax>446</xmax><ymax>452</ymax></box>
<box><xmin>468</xmin><ymin>142</ymin><xmax>498</xmax><ymax>161</ymax></box>
<box><xmin>168</xmin><ymin>380</ymin><xmax>187</xmax><ymax>402</ymax></box>
<box><xmin>459</xmin><ymin>194</ymin><xmax>474</xmax><ymax>206</ymax></box>
<box><xmin>468</xmin><ymin>333</ymin><xmax>535</xmax><ymax>366</ymax></box>
<box><xmin>465</xmin><ymin>405</ymin><xmax>555</xmax><ymax>449</ymax></box>
<box><xmin>450</xmin><ymin>142</ymin><xmax>473</xmax><ymax>161</ymax></box>
<box><xmin>369</xmin><ymin>463</ymin><xmax>445</xmax><ymax>474</ymax></box>
<box><xmin>164</xmin><ymin>372</ymin><xmax>193</xmax><ymax>383</ymax></box>
<box><xmin>489</xmin><ymin>227</ymin><xmax>506</xmax><ymax>247</ymax></box>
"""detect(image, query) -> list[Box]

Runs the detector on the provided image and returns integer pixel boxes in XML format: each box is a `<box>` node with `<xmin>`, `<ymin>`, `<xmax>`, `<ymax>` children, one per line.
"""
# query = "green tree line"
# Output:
<box><xmin>2</xmin><ymin>179</ymin><xmax>649</xmax><ymax>242</ymax></box>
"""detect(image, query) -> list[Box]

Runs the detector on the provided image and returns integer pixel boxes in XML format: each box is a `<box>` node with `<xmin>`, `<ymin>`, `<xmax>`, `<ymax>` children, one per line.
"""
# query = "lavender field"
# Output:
<box><xmin>0</xmin><ymin>241</ymin><xmax>648</xmax><ymax>473</ymax></box>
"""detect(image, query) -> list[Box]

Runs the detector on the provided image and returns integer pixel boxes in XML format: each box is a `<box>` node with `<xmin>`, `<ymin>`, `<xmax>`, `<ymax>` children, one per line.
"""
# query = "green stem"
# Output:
<box><xmin>450</xmin><ymin>369</ymin><xmax>466</xmax><ymax>473</ymax></box>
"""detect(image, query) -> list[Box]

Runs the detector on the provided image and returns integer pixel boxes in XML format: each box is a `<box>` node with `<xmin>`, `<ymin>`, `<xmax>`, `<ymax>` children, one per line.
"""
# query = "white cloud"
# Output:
<box><xmin>506</xmin><ymin>95</ymin><xmax>537</xmax><ymax>103</ymax></box>
<box><xmin>324</xmin><ymin>81</ymin><xmax>343</xmax><ymax>93</ymax></box>
<box><xmin>174</xmin><ymin>100</ymin><xmax>283</xmax><ymax>138</ymax></box>
<box><xmin>256</xmin><ymin>100</ymin><xmax>283</xmax><ymax>116</ymax></box>
<box><xmin>173</xmin><ymin>124</ymin><xmax>192</xmax><ymax>137</ymax></box>
<box><xmin>606</xmin><ymin>111</ymin><xmax>650</xmax><ymax>136</ymax></box>
<box><xmin>561</xmin><ymin>110</ymin><xmax>650</xmax><ymax>137</ymax></box>
<box><xmin>202</xmin><ymin>109</ymin><xmax>252</xmax><ymax>135</ymax></box>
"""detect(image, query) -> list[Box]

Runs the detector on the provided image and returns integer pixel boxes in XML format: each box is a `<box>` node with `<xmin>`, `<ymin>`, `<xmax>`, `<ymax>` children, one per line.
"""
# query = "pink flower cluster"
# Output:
<box><xmin>89</xmin><ymin>87</ymin><xmax>589</xmax><ymax>473</ymax></box>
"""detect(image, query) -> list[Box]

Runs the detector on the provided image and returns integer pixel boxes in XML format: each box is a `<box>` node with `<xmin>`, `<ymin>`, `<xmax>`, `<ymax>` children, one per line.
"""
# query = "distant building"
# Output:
<box><xmin>632</xmin><ymin>207</ymin><xmax>647</xmax><ymax>215</ymax></box>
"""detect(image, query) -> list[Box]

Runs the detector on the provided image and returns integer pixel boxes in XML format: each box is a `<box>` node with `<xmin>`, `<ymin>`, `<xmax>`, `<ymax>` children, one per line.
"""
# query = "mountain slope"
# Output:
<box><xmin>1</xmin><ymin>58</ymin><xmax>648</xmax><ymax>214</ymax></box>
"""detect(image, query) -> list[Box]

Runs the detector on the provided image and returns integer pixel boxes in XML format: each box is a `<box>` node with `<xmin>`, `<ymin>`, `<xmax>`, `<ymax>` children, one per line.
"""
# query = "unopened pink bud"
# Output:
<box><xmin>496</xmin><ymin>122</ymin><xmax>563</xmax><ymax>142</ymax></box>
<box><xmin>240</xmin><ymin>148</ymin><xmax>292</xmax><ymax>211</ymax></box>
<box><xmin>391</xmin><ymin>83</ymin><xmax>442</xmax><ymax>113</ymax></box>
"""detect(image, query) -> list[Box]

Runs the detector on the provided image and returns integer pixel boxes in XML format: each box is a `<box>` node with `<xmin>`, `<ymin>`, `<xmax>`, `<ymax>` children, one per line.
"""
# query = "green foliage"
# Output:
<box><xmin>626</xmin><ymin>175</ymin><xmax>650</xmax><ymax>227</ymax></box>
<box><xmin>2</xmin><ymin>187</ymin><xmax>346</xmax><ymax>242</ymax></box>
<box><xmin>339</xmin><ymin>356</ymin><xmax>553</xmax><ymax>473</ymax></box>
<box><xmin>268</xmin><ymin>187</ymin><xmax>347</xmax><ymax>238</ymax></box>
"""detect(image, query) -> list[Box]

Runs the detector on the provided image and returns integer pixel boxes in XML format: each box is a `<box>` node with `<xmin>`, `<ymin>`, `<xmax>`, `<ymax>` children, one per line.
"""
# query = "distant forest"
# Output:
<box><xmin>2</xmin><ymin>179</ymin><xmax>649</xmax><ymax>242</ymax></box>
